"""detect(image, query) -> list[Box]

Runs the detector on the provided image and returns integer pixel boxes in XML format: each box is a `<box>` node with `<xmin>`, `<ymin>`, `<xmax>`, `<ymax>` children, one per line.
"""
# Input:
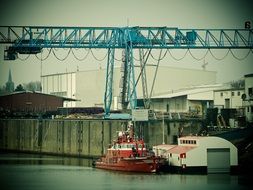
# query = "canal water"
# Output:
<box><xmin>0</xmin><ymin>153</ymin><xmax>251</xmax><ymax>190</ymax></box>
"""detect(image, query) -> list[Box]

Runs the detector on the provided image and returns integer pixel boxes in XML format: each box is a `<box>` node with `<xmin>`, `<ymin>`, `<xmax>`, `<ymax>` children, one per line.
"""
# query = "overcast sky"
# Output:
<box><xmin>0</xmin><ymin>0</ymin><xmax>252</xmax><ymax>87</ymax></box>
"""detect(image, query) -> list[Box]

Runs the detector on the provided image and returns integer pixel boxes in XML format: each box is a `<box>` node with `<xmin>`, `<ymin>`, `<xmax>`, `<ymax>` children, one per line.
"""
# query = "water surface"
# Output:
<box><xmin>0</xmin><ymin>153</ymin><xmax>251</xmax><ymax>190</ymax></box>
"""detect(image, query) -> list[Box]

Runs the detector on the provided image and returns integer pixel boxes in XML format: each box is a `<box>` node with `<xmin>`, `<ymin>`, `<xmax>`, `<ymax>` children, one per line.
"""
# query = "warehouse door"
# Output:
<box><xmin>207</xmin><ymin>148</ymin><xmax>230</xmax><ymax>173</ymax></box>
<box><xmin>225</xmin><ymin>99</ymin><xmax>230</xmax><ymax>108</ymax></box>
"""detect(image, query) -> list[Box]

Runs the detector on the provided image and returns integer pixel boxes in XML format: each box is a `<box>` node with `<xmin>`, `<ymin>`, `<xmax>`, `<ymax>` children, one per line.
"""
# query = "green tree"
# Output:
<box><xmin>23</xmin><ymin>81</ymin><xmax>42</xmax><ymax>92</ymax></box>
<box><xmin>230</xmin><ymin>79</ymin><xmax>245</xmax><ymax>89</ymax></box>
<box><xmin>15</xmin><ymin>84</ymin><xmax>25</xmax><ymax>91</ymax></box>
<box><xmin>0</xmin><ymin>85</ymin><xmax>7</xmax><ymax>95</ymax></box>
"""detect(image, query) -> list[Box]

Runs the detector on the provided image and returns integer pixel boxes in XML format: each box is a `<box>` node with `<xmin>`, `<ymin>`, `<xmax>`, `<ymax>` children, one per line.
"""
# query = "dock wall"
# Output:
<box><xmin>0</xmin><ymin>119</ymin><xmax>201</xmax><ymax>157</ymax></box>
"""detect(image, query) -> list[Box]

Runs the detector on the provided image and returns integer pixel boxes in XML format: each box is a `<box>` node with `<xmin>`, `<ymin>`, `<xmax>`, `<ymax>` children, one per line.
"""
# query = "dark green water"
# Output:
<box><xmin>0</xmin><ymin>153</ymin><xmax>251</xmax><ymax>190</ymax></box>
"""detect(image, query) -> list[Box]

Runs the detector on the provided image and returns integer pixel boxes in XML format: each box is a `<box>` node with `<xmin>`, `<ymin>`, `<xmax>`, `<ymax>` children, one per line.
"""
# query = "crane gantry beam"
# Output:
<box><xmin>0</xmin><ymin>26</ymin><xmax>252</xmax><ymax>50</ymax></box>
<box><xmin>0</xmin><ymin>26</ymin><xmax>253</xmax><ymax>117</ymax></box>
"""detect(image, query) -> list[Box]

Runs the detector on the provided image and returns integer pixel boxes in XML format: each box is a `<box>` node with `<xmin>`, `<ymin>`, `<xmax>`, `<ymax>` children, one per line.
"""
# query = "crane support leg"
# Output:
<box><xmin>104</xmin><ymin>48</ymin><xmax>115</xmax><ymax>116</ymax></box>
<box><xmin>126</xmin><ymin>43</ymin><xmax>137</xmax><ymax>109</ymax></box>
<box><xmin>139</xmin><ymin>49</ymin><xmax>149</xmax><ymax>109</ymax></box>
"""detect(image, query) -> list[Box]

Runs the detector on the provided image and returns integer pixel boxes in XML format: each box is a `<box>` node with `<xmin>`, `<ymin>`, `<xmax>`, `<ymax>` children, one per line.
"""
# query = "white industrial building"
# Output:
<box><xmin>41</xmin><ymin>66</ymin><xmax>217</xmax><ymax>110</ymax></box>
<box><xmin>243</xmin><ymin>74</ymin><xmax>253</xmax><ymax>123</ymax></box>
<box><xmin>149</xmin><ymin>84</ymin><xmax>223</xmax><ymax>116</ymax></box>
<box><xmin>42</xmin><ymin>71</ymin><xmax>76</xmax><ymax>107</ymax></box>
<box><xmin>214</xmin><ymin>88</ymin><xmax>244</xmax><ymax>109</ymax></box>
<box><xmin>153</xmin><ymin>136</ymin><xmax>238</xmax><ymax>173</ymax></box>
<box><xmin>212</xmin><ymin>73</ymin><xmax>253</xmax><ymax>124</ymax></box>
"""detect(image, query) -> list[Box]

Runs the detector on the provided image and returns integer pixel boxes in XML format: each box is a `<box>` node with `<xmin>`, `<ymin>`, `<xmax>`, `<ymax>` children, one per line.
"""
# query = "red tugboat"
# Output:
<box><xmin>95</xmin><ymin>122</ymin><xmax>164</xmax><ymax>173</ymax></box>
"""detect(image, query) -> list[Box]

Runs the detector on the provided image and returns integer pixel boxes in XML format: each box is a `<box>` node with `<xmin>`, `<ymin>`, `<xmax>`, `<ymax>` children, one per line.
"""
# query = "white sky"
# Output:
<box><xmin>0</xmin><ymin>0</ymin><xmax>252</xmax><ymax>86</ymax></box>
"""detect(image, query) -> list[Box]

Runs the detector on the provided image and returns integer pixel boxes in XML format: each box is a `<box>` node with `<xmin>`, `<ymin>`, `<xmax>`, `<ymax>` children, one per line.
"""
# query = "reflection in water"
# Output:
<box><xmin>0</xmin><ymin>153</ymin><xmax>93</xmax><ymax>167</ymax></box>
<box><xmin>0</xmin><ymin>153</ymin><xmax>250</xmax><ymax>190</ymax></box>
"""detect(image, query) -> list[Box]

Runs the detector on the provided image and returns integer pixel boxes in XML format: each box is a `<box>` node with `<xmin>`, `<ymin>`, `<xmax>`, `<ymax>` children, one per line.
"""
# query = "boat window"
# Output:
<box><xmin>127</xmin><ymin>144</ymin><xmax>134</xmax><ymax>148</ymax></box>
<box><xmin>180</xmin><ymin>139</ymin><xmax>197</xmax><ymax>144</ymax></box>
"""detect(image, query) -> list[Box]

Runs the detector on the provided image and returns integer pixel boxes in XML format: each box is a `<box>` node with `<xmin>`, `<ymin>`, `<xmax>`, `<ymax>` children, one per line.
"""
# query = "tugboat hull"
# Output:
<box><xmin>94</xmin><ymin>122</ymin><xmax>165</xmax><ymax>173</ymax></box>
<box><xmin>95</xmin><ymin>157</ymin><xmax>161</xmax><ymax>173</ymax></box>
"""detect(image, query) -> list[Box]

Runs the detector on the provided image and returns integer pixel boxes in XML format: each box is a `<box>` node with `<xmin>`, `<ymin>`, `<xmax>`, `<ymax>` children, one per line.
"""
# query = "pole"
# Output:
<box><xmin>162</xmin><ymin>112</ymin><xmax>165</xmax><ymax>144</ymax></box>
<box><xmin>40</xmin><ymin>51</ymin><xmax>42</xmax><ymax>92</ymax></box>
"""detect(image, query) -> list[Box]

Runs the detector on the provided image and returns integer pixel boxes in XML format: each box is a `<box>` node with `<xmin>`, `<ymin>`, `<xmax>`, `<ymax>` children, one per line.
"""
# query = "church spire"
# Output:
<box><xmin>8</xmin><ymin>69</ymin><xmax>12</xmax><ymax>82</ymax></box>
<box><xmin>5</xmin><ymin>69</ymin><xmax>14</xmax><ymax>93</ymax></box>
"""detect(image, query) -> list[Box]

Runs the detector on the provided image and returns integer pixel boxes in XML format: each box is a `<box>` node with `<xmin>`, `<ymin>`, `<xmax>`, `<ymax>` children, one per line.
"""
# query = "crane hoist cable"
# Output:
<box><xmin>71</xmin><ymin>48</ymin><xmax>90</xmax><ymax>61</ymax></box>
<box><xmin>188</xmin><ymin>49</ymin><xmax>209</xmax><ymax>61</ymax></box>
<box><xmin>35</xmin><ymin>48</ymin><xmax>52</xmax><ymax>61</ymax></box>
<box><xmin>208</xmin><ymin>49</ymin><xmax>230</xmax><ymax>61</ymax></box>
<box><xmin>17</xmin><ymin>54</ymin><xmax>30</xmax><ymax>61</ymax></box>
<box><xmin>90</xmin><ymin>49</ymin><xmax>108</xmax><ymax>61</ymax></box>
<box><xmin>150</xmin><ymin>49</ymin><xmax>168</xmax><ymax>61</ymax></box>
<box><xmin>52</xmin><ymin>48</ymin><xmax>71</xmax><ymax>61</ymax></box>
<box><xmin>113</xmin><ymin>50</ymin><xmax>123</xmax><ymax>62</ymax></box>
<box><xmin>167</xmin><ymin>49</ymin><xmax>189</xmax><ymax>61</ymax></box>
<box><xmin>148</xmin><ymin>49</ymin><xmax>163</xmax><ymax>102</ymax></box>
<box><xmin>130</xmin><ymin>48</ymin><xmax>152</xmax><ymax>100</ymax></box>
<box><xmin>133</xmin><ymin>48</ymin><xmax>153</xmax><ymax>61</ymax></box>
<box><xmin>229</xmin><ymin>49</ymin><xmax>253</xmax><ymax>61</ymax></box>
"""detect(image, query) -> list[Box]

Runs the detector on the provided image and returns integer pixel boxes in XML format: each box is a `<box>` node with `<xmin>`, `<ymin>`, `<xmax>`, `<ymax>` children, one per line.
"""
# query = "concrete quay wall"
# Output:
<box><xmin>0</xmin><ymin>119</ymin><xmax>201</xmax><ymax>158</ymax></box>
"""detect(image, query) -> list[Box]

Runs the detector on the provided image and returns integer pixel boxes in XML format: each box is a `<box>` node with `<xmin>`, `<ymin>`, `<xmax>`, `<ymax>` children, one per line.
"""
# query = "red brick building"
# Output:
<box><xmin>0</xmin><ymin>91</ymin><xmax>76</xmax><ymax>114</ymax></box>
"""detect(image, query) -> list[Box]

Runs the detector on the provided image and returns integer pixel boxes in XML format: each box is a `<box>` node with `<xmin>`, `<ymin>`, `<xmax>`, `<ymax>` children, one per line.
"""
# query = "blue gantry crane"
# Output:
<box><xmin>0</xmin><ymin>26</ymin><xmax>252</xmax><ymax>118</ymax></box>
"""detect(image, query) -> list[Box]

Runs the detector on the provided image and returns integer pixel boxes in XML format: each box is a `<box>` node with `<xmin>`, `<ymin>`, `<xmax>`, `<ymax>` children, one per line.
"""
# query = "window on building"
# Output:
<box><xmin>220</xmin><ymin>92</ymin><xmax>223</xmax><ymax>97</ymax></box>
<box><xmin>238</xmin><ymin>91</ymin><xmax>241</xmax><ymax>96</ymax></box>
<box><xmin>248</xmin><ymin>107</ymin><xmax>250</xmax><ymax>112</ymax></box>
<box><xmin>249</xmin><ymin>88</ymin><xmax>253</xmax><ymax>97</ymax></box>
<box><xmin>251</xmin><ymin>106</ymin><xmax>253</xmax><ymax>113</ymax></box>
<box><xmin>181</xmin><ymin>139</ymin><xmax>197</xmax><ymax>144</ymax></box>
<box><xmin>231</xmin><ymin>91</ymin><xmax>234</xmax><ymax>96</ymax></box>
<box><xmin>225</xmin><ymin>99</ymin><xmax>230</xmax><ymax>109</ymax></box>
<box><xmin>166</xmin><ymin>104</ymin><xmax>170</xmax><ymax>112</ymax></box>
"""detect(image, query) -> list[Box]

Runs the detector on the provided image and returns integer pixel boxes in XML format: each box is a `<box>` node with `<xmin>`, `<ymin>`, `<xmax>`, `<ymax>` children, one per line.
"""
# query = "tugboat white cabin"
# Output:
<box><xmin>153</xmin><ymin>136</ymin><xmax>238</xmax><ymax>173</ymax></box>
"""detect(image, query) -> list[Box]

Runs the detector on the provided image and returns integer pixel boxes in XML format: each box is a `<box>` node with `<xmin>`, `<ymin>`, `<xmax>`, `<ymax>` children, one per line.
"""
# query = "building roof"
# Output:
<box><xmin>214</xmin><ymin>88</ymin><xmax>244</xmax><ymax>92</ymax></box>
<box><xmin>179</xmin><ymin>136</ymin><xmax>204</xmax><ymax>140</ymax></box>
<box><xmin>244</xmin><ymin>73</ymin><xmax>253</xmax><ymax>78</ymax></box>
<box><xmin>0</xmin><ymin>91</ymin><xmax>77</xmax><ymax>102</ymax></box>
<box><xmin>150</xmin><ymin>84</ymin><xmax>223</xmax><ymax>100</ymax></box>
<box><xmin>41</xmin><ymin>71</ymin><xmax>76</xmax><ymax>77</ymax></box>
<box><xmin>168</xmin><ymin>145</ymin><xmax>196</xmax><ymax>154</ymax></box>
<box><xmin>153</xmin><ymin>144</ymin><xmax>177</xmax><ymax>151</ymax></box>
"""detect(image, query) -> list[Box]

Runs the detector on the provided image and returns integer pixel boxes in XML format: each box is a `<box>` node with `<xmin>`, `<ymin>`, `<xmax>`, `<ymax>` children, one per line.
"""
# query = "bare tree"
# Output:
<box><xmin>23</xmin><ymin>81</ymin><xmax>42</xmax><ymax>92</ymax></box>
<box><xmin>230</xmin><ymin>79</ymin><xmax>245</xmax><ymax>89</ymax></box>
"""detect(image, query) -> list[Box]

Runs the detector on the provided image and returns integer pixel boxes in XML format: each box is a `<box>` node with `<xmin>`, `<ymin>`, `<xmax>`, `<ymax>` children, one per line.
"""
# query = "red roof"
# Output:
<box><xmin>168</xmin><ymin>145</ymin><xmax>195</xmax><ymax>154</ymax></box>
<box><xmin>153</xmin><ymin>144</ymin><xmax>176</xmax><ymax>150</ymax></box>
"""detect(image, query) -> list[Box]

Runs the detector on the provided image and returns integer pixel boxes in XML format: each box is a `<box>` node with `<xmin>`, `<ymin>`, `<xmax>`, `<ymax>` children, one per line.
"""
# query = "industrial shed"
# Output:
<box><xmin>41</xmin><ymin>66</ymin><xmax>216</xmax><ymax>109</ymax></box>
<box><xmin>0</xmin><ymin>91</ymin><xmax>76</xmax><ymax>117</ymax></box>
<box><xmin>153</xmin><ymin>136</ymin><xmax>238</xmax><ymax>174</ymax></box>
<box><xmin>149</xmin><ymin>84</ymin><xmax>223</xmax><ymax>116</ymax></box>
